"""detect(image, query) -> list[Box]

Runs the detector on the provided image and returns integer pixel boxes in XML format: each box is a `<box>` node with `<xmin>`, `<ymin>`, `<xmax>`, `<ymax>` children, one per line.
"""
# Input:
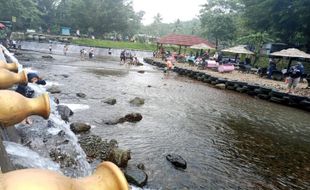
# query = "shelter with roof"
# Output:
<box><xmin>157</xmin><ymin>34</ymin><xmax>215</xmax><ymax>54</ymax></box>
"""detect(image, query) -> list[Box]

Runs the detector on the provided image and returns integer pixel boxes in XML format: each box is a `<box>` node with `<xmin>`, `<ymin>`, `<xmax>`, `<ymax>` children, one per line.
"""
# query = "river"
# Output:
<box><xmin>19</xmin><ymin>50</ymin><xmax>310</xmax><ymax>189</ymax></box>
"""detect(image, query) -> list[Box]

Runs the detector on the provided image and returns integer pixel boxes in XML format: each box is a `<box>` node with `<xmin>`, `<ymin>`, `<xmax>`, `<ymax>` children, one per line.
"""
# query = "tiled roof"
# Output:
<box><xmin>158</xmin><ymin>34</ymin><xmax>215</xmax><ymax>48</ymax></box>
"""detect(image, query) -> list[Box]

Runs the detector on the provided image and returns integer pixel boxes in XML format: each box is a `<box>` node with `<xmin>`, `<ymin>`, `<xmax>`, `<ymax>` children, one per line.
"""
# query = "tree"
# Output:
<box><xmin>172</xmin><ymin>19</ymin><xmax>182</xmax><ymax>33</ymax></box>
<box><xmin>0</xmin><ymin>0</ymin><xmax>42</xmax><ymax>30</ymax></box>
<box><xmin>241</xmin><ymin>0</ymin><xmax>310</xmax><ymax>48</ymax></box>
<box><xmin>199</xmin><ymin>0</ymin><xmax>242</xmax><ymax>48</ymax></box>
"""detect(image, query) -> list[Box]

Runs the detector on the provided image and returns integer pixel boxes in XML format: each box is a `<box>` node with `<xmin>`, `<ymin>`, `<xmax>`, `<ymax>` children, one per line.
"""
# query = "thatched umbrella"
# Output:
<box><xmin>221</xmin><ymin>45</ymin><xmax>254</xmax><ymax>55</ymax></box>
<box><xmin>270</xmin><ymin>48</ymin><xmax>310</xmax><ymax>69</ymax></box>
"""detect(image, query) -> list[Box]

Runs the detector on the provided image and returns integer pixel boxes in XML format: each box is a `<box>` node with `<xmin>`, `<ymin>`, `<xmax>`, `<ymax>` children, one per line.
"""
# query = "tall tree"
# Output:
<box><xmin>199</xmin><ymin>0</ymin><xmax>242</xmax><ymax>48</ymax></box>
<box><xmin>241</xmin><ymin>0</ymin><xmax>310</xmax><ymax>48</ymax></box>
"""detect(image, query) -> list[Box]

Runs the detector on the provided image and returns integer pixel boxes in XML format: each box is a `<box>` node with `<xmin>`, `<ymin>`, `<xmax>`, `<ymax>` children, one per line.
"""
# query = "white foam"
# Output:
<box><xmin>60</xmin><ymin>103</ymin><xmax>90</xmax><ymax>112</ymax></box>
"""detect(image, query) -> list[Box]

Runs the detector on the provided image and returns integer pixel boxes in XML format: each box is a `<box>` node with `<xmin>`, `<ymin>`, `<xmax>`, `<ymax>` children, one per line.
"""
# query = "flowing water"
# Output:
<box><xmin>11</xmin><ymin>77</ymin><xmax>91</xmax><ymax>177</ymax></box>
<box><xmin>17</xmin><ymin>49</ymin><xmax>310</xmax><ymax>189</ymax></box>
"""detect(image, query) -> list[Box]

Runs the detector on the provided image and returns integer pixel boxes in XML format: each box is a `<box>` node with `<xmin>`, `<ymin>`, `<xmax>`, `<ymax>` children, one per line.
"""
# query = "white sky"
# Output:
<box><xmin>132</xmin><ymin>0</ymin><xmax>206</xmax><ymax>25</ymax></box>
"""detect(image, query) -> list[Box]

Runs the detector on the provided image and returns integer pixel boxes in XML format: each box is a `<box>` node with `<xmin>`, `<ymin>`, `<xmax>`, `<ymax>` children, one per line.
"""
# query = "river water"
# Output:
<box><xmin>19</xmin><ymin>50</ymin><xmax>310</xmax><ymax>189</ymax></box>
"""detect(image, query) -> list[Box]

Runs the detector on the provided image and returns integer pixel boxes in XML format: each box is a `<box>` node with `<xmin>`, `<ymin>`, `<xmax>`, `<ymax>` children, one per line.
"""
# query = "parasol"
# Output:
<box><xmin>221</xmin><ymin>45</ymin><xmax>254</xmax><ymax>55</ymax></box>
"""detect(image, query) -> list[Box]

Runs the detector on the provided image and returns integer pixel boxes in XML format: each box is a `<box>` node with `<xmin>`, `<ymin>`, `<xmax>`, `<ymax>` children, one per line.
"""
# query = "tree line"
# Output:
<box><xmin>0</xmin><ymin>0</ymin><xmax>144</xmax><ymax>37</ymax></box>
<box><xmin>0</xmin><ymin>0</ymin><xmax>309</xmax><ymax>50</ymax></box>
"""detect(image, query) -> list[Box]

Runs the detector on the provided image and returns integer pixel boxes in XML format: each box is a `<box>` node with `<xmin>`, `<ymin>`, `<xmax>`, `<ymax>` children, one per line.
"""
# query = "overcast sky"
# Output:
<box><xmin>132</xmin><ymin>0</ymin><xmax>206</xmax><ymax>25</ymax></box>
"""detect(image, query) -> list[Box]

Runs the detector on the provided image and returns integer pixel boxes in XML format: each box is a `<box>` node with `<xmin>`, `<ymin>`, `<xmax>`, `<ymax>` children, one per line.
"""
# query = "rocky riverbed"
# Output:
<box><xmin>8</xmin><ymin>49</ymin><xmax>310</xmax><ymax>189</ymax></box>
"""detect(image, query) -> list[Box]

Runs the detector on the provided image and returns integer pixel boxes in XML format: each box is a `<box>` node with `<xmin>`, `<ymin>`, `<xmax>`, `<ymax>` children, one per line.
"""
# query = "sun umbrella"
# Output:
<box><xmin>270</xmin><ymin>48</ymin><xmax>310</xmax><ymax>70</ymax></box>
<box><xmin>190</xmin><ymin>43</ymin><xmax>215</xmax><ymax>50</ymax></box>
<box><xmin>221</xmin><ymin>45</ymin><xmax>254</xmax><ymax>55</ymax></box>
<box><xmin>0</xmin><ymin>23</ymin><xmax>6</xmax><ymax>30</ymax></box>
<box><xmin>270</xmin><ymin>48</ymin><xmax>310</xmax><ymax>59</ymax></box>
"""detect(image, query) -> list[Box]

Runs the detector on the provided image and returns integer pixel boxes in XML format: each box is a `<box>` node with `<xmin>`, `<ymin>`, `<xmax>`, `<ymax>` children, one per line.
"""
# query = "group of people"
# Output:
<box><xmin>120</xmin><ymin>50</ymin><xmax>139</xmax><ymax>65</ymax></box>
<box><xmin>267</xmin><ymin>58</ymin><xmax>305</xmax><ymax>93</ymax></box>
<box><xmin>80</xmin><ymin>47</ymin><xmax>95</xmax><ymax>59</ymax></box>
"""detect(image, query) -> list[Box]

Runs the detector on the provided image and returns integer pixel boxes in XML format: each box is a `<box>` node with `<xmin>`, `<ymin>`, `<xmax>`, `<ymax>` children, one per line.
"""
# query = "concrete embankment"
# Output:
<box><xmin>144</xmin><ymin>58</ymin><xmax>310</xmax><ymax>112</ymax></box>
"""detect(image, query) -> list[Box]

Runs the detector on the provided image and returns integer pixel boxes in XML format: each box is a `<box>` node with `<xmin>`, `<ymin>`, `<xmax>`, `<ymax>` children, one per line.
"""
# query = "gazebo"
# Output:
<box><xmin>157</xmin><ymin>34</ymin><xmax>215</xmax><ymax>54</ymax></box>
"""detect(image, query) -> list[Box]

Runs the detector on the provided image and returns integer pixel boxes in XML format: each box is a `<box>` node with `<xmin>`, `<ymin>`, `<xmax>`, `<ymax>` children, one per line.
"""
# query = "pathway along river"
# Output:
<box><xmin>19</xmin><ymin>51</ymin><xmax>310</xmax><ymax>189</ymax></box>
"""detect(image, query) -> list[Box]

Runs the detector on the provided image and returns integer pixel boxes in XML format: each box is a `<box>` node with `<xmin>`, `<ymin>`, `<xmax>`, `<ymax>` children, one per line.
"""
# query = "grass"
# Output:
<box><xmin>71</xmin><ymin>38</ymin><xmax>157</xmax><ymax>51</ymax></box>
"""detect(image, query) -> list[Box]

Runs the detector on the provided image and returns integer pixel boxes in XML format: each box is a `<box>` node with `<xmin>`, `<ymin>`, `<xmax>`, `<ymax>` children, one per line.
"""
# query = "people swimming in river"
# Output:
<box><xmin>15</xmin><ymin>72</ymin><xmax>46</xmax><ymax>124</ymax></box>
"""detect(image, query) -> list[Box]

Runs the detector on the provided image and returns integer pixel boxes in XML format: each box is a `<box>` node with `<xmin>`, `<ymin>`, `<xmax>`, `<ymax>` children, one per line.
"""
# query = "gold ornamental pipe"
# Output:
<box><xmin>0</xmin><ymin>68</ymin><xmax>27</xmax><ymax>89</ymax></box>
<box><xmin>0</xmin><ymin>161</ymin><xmax>129</xmax><ymax>190</ymax></box>
<box><xmin>0</xmin><ymin>60</ymin><xmax>19</xmax><ymax>73</ymax></box>
<box><xmin>0</xmin><ymin>90</ymin><xmax>50</xmax><ymax>127</ymax></box>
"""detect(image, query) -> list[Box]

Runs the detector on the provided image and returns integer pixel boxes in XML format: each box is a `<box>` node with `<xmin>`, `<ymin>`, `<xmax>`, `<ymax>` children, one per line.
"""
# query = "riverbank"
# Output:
<box><xmin>144</xmin><ymin>58</ymin><xmax>310</xmax><ymax>111</ymax></box>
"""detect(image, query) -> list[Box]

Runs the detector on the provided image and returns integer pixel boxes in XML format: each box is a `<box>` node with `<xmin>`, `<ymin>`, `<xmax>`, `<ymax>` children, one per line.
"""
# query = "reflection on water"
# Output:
<box><xmin>31</xmin><ymin>54</ymin><xmax>310</xmax><ymax>189</ymax></box>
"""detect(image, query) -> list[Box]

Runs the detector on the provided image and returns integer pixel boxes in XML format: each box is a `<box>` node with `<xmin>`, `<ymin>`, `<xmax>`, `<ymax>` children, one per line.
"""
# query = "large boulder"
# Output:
<box><xmin>129</xmin><ymin>97</ymin><xmax>145</xmax><ymax>106</ymax></box>
<box><xmin>106</xmin><ymin>148</ymin><xmax>131</xmax><ymax>167</ymax></box>
<box><xmin>57</xmin><ymin>105</ymin><xmax>74</xmax><ymax>122</ymax></box>
<box><xmin>78</xmin><ymin>135</ymin><xmax>130</xmax><ymax>167</ymax></box>
<box><xmin>124</xmin><ymin>166</ymin><xmax>148</xmax><ymax>187</ymax></box>
<box><xmin>166</xmin><ymin>154</ymin><xmax>187</xmax><ymax>169</ymax></box>
<box><xmin>70</xmin><ymin>122</ymin><xmax>91</xmax><ymax>134</ymax></box>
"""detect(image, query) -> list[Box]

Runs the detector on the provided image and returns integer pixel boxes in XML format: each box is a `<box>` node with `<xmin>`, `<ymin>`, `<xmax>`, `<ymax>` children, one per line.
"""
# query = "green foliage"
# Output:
<box><xmin>241</xmin><ymin>0</ymin><xmax>310</xmax><ymax>47</ymax></box>
<box><xmin>199</xmin><ymin>0</ymin><xmax>242</xmax><ymax>48</ymax></box>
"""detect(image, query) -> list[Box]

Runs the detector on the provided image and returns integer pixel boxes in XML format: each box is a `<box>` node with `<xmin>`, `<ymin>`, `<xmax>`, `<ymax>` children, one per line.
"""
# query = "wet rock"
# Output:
<box><xmin>49</xmin><ymin>148</ymin><xmax>77</xmax><ymax>168</ymax></box>
<box><xmin>137</xmin><ymin>163</ymin><xmax>145</xmax><ymax>170</ymax></box>
<box><xmin>70</xmin><ymin>122</ymin><xmax>91</xmax><ymax>134</ymax></box>
<box><xmin>47</xmin><ymin>86</ymin><xmax>61</xmax><ymax>94</ymax></box>
<box><xmin>137</xmin><ymin>70</ymin><xmax>145</xmax><ymax>74</ymax></box>
<box><xmin>215</xmin><ymin>83</ymin><xmax>226</xmax><ymax>90</ymax></box>
<box><xmin>76</xmin><ymin>93</ymin><xmax>86</xmax><ymax>98</ymax></box>
<box><xmin>147</xmin><ymin>85</ymin><xmax>152</xmax><ymax>88</ymax></box>
<box><xmin>103</xmin><ymin>98</ymin><xmax>117</xmax><ymax>105</ymax></box>
<box><xmin>129</xmin><ymin>97</ymin><xmax>145</xmax><ymax>106</ymax></box>
<box><xmin>57</xmin><ymin>105</ymin><xmax>74</xmax><ymax>122</ymax></box>
<box><xmin>136</xmin><ymin>62</ymin><xmax>143</xmax><ymax>66</ymax></box>
<box><xmin>124</xmin><ymin>166</ymin><xmax>148</xmax><ymax>187</ymax></box>
<box><xmin>107</xmin><ymin>148</ymin><xmax>131</xmax><ymax>167</ymax></box>
<box><xmin>78</xmin><ymin>135</ymin><xmax>130</xmax><ymax>167</ymax></box>
<box><xmin>61</xmin><ymin>74</ymin><xmax>69</xmax><ymax>78</ymax></box>
<box><xmin>42</xmin><ymin>55</ymin><xmax>54</xmax><ymax>59</ymax></box>
<box><xmin>105</xmin><ymin>113</ymin><xmax>143</xmax><ymax>125</ymax></box>
<box><xmin>124</xmin><ymin>113</ymin><xmax>143</xmax><ymax>123</ymax></box>
<box><xmin>53</xmin><ymin>97</ymin><xmax>60</xmax><ymax>104</ymax></box>
<box><xmin>166</xmin><ymin>154</ymin><xmax>187</xmax><ymax>169</ymax></box>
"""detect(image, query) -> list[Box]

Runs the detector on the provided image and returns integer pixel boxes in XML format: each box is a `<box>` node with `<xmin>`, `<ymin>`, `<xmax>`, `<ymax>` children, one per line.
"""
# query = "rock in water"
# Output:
<box><xmin>47</xmin><ymin>86</ymin><xmax>61</xmax><ymax>94</ymax></box>
<box><xmin>103</xmin><ymin>98</ymin><xmax>117</xmax><ymax>105</ymax></box>
<box><xmin>166</xmin><ymin>154</ymin><xmax>187</xmax><ymax>169</ymax></box>
<box><xmin>107</xmin><ymin>148</ymin><xmax>131</xmax><ymax>167</ymax></box>
<box><xmin>70</xmin><ymin>122</ymin><xmax>91</xmax><ymax>134</ymax></box>
<box><xmin>76</xmin><ymin>93</ymin><xmax>86</xmax><ymax>98</ymax></box>
<box><xmin>124</xmin><ymin>113</ymin><xmax>143</xmax><ymax>123</ymax></box>
<box><xmin>124</xmin><ymin>166</ymin><xmax>148</xmax><ymax>187</ymax></box>
<box><xmin>129</xmin><ymin>97</ymin><xmax>145</xmax><ymax>106</ymax></box>
<box><xmin>57</xmin><ymin>105</ymin><xmax>74</xmax><ymax>122</ymax></box>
